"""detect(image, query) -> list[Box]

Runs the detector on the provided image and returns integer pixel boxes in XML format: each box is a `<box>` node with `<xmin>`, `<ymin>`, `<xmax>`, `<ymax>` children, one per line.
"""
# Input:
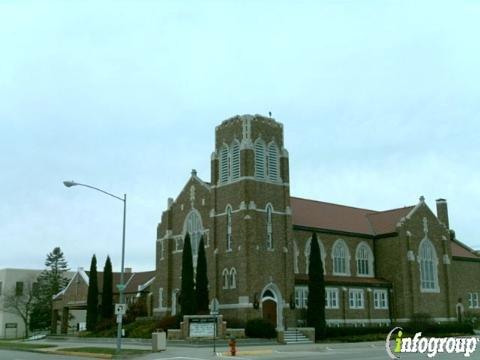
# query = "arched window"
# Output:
<box><xmin>355</xmin><ymin>243</ymin><xmax>374</xmax><ymax>277</ymax></box>
<box><xmin>231</xmin><ymin>140</ymin><xmax>240</xmax><ymax>180</ymax></box>
<box><xmin>184</xmin><ymin>210</ymin><xmax>203</xmax><ymax>256</ymax></box>
<box><xmin>305</xmin><ymin>237</ymin><xmax>326</xmax><ymax>274</ymax></box>
<box><xmin>226</xmin><ymin>205</ymin><xmax>232</xmax><ymax>251</ymax></box>
<box><xmin>230</xmin><ymin>268</ymin><xmax>237</xmax><ymax>289</ymax></box>
<box><xmin>332</xmin><ymin>239</ymin><xmax>350</xmax><ymax>275</ymax></box>
<box><xmin>266</xmin><ymin>204</ymin><xmax>273</xmax><ymax>249</ymax></box>
<box><xmin>293</xmin><ymin>241</ymin><xmax>299</xmax><ymax>274</ymax></box>
<box><xmin>267</xmin><ymin>141</ymin><xmax>279</xmax><ymax>180</ymax></box>
<box><xmin>222</xmin><ymin>268</ymin><xmax>229</xmax><ymax>289</ymax></box>
<box><xmin>254</xmin><ymin>139</ymin><xmax>266</xmax><ymax>179</ymax></box>
<box><xmin>219</xmin><ymin>144</ymin><xmax>230</xmax><ymax>183</ymax></box>
<box><xmin>419</xmin><ymin>239</ymin><xmax>439</xmax><ymax>291</ymax></box>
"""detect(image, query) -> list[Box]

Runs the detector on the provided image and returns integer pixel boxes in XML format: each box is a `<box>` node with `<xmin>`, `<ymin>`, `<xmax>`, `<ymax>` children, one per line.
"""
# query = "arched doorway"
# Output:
<box><xmin>260</xmin><ymin>284</ymin><xmax>284</xmax><ymax>330</ymax></box>
<box><xmin>262</xmin><ymin>298</ymin><xmax>277</xmax><ymax>326</ymax></box>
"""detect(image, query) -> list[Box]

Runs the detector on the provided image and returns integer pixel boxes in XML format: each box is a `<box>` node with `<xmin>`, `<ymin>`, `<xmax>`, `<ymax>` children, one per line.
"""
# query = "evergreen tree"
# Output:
<box><xmin>180</xmin><ymin>233</ymin><xmax>196</xmax><ymax>316</ymax></box>
<box><xmin>30</xmin><ymin>247</ymin><xmax>70</xmax><ymax>331</ymax></box>
<box><xmin>86</xmin><ymin>254</ymin><xmax>99</xmax><ymax>330</ymax></box>
<box><xmin>195</xmin><ymin>236</ymin><xmax>209</xmax><ymax>314</ymax></box>
<box><xmin>101</xmin><ymin>256</ymin><xmax>114</xmax><ymax>319</ymax></box>
<box><xmin>307</xmin><ymin>232</ymin><xmax>326</xmax><ymax>339</ymax></box>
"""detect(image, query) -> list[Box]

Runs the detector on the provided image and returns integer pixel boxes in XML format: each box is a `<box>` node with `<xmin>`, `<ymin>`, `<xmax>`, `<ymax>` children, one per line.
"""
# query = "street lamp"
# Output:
<box><xmin>63</xmin><ymin>180</ymin><xmax>127</xmax><ymax>353</ymax></box>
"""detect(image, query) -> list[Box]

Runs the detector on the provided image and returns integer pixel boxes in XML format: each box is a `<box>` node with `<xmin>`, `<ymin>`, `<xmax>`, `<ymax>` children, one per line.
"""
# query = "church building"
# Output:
<box><xmin>152</xmin><ymin>114</ymin><xmax>480</xmax><ymax>330</ymax></box>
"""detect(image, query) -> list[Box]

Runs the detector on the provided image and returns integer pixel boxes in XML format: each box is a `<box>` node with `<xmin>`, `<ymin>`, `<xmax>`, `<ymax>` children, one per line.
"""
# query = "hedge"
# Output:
<box><xmin>245</xmin><ymin>319</ymin><xmax>276</xmax><ymax>338</ymax></box>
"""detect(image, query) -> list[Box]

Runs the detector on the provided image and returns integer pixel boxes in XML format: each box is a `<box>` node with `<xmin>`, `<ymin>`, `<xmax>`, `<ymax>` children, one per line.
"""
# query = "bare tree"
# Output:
<box><xmin>1</xmin><ymin>277</ymin><xmax>37</xmax><ymax>338</ymax></box>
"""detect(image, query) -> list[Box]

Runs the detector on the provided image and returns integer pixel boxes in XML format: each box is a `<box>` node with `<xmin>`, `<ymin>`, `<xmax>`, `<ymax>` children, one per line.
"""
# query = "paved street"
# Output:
<box><xmin>2</xmin><ymin>339</ymin><xmax>479</xmax><ymax>360</ymax></box>
<box><xmin>135</xmin><ymin>344</ymin><xmax>480</xmax><ymax>360</ymax></box>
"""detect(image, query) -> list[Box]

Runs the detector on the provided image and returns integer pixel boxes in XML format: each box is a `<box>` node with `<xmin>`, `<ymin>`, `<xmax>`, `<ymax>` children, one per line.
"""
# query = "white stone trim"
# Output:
<box><xmin>305</xmin><ymin>236</ymin><xmax>326</xmax><ymax>275</ymax></box>
<box><xmin>395</xmin><ymin>317</ymin><xmax>457</xmax><ymax>323</ymax></box>
<box><xmin>326</xmin><ymin>318</ymin><xmax>392</xmax><ymax>325</ymax></box>
<box><xmin>355</xmin><ymin>241</ymin><xmax>375</xmax><ymax>277</ymax></box>
<box><xmin>79</xmin><ymin>268</ymin><xmax>89</xmax><ymax>285</ymax></box>
<box><xmin>53</xmin><ymin>270</ymin><xmax>85</xmax><ymax>299</ymax></box>
<box><xmin>443</xmin><ymin>254</ymin><xmax>451</xmax><ymax>265</ymax></box>
<box><xmin>418</xmin><ymin>237</ymin><xmax>440</xmax><ymax>293</ymax></box>
<box><xmin>407</xmin><ymin>250</ymin><xmax>415</xmax><ymax>262</ymax></box>
<box><xmin>260</xmin><ymin>282</ymin><xmax>284</xmax><ymax>331</ymax></box>
<box><xmin>331</xmin><ymin>238</ymin><xmax>351</xmax><ymax>276</ymax></box>
<box><xmin>218</xmin><ymin>303</ymin><xmax>253</xmax><ymax>309</ymax></box>
<box><xmin>212</xmin><ymin>206</ymin><xmax>290</xmax><ymax>217</ymax></box>
<box><xmin>211</xmin><ymin>176</ymin><xmax>289</xmax><ymax>189</ymax></box>
<box><xmin>137</xmin><ymin>276</ymin><xmax>155</xmax><ymax>292</ymax></box>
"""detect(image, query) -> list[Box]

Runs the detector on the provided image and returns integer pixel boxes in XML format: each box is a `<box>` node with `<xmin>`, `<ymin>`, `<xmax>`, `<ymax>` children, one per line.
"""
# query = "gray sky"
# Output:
<box><xmin>1</xmin><ymin>1</ymin><xmax>479</xmax><ymax>272</ymax></box>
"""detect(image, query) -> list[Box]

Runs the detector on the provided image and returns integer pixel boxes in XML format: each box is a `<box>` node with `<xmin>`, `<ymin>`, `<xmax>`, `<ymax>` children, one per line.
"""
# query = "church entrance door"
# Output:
<box><xmin>262</xmin><ymin>299</ymin><xmax>277</xmax><ymax>326</ymax></box>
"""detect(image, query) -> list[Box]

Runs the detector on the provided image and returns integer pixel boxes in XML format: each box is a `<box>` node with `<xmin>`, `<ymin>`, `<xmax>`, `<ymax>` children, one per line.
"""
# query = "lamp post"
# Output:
<box><xmin>63</xmin><ymin>180</ymin><xmax>127</xmax><ymax>353</ymax></box>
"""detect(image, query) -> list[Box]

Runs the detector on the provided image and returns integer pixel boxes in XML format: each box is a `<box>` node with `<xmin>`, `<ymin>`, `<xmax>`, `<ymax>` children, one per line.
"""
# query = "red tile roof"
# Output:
<box><xmin>366</xmin><ymin>207</ymin><xmax>415</xmax><ymax>235</ymax></box>
<box><xmin>291</xmin><ymin>196</ymin><xmax>414</xmax><ymax>236</ymax></box>
<box><xmin>85</xmin><ymin>270</ymin><xmax>155</xmax><ymax>294</ymax></box>
<box><xmin>451</xmin><ymin>241</ymin><xmax>480</xmax><ymax>260</ymax></box>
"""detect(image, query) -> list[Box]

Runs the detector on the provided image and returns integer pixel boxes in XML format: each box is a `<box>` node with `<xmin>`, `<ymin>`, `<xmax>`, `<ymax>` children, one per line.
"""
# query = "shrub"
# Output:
<box><xmin>95</xmin><ymin>318</ymin><xmax>116</xmax><ymax>332</ymax></box>
<box><xmin>245</xmin><ymin>319</ymin><xmax>276</xmax><ymax>339</ymax></box>
<box><xmin>154</xmin><ymin>315</ymin><xmax>182</xmax><ymax>332</ymax></box>
<box><xmin>463</xmin><ymin>311</ymin><xmax>480</xmax><ymax>329</ymax></box>
<box><xmin>224</xmin><ymin>317</ymin><xmax>246</xmax><ymax>329</ymax></box>
<box><xmin>424</xmin><ymin>322</ymin><xmax>474</xmax><ymax>336</ymax></box>
<box><xmin>124</xmin><ymin>298</ymin><xmax>148</xmax><ymax>324</ymax></box>
<box><xmin>406</xmin><ymin>313</ymin><xmax>434</xmax><ymax>333</ymax></box>
<box><xmin>125</xmin><ymin>319</ymin><xmax>155</xmax><ymax>339</ymax></box>
<box><xmin>325</xmin><ymin>325</ymin><xmax>390</xmax><ymax>338</ymax></box>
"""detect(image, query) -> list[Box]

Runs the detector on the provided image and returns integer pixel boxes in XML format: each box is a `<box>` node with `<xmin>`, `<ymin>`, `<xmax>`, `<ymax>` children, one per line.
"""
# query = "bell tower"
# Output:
<box><xmin>210</xmin><ymin>114</ymin><xmax>294</xmax><ymax>330</ymax></box>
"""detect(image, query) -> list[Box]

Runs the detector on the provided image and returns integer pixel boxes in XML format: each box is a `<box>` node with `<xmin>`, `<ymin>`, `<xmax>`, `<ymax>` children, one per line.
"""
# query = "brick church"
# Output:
<box><xmin>152</xmin><ymin>114</ymin><xmax>480</xmax><ymax>330</ymax></box>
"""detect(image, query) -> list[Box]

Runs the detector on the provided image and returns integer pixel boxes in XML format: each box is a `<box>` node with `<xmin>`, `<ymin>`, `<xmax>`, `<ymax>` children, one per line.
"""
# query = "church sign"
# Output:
<box><xmin>189</xmin><ymin>317</ymin><xmax>216</xmax><ymax>337</ymax></box>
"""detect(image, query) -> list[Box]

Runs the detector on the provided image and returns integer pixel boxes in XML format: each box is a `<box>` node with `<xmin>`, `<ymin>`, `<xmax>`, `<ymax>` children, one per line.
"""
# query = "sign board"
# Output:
<box><xmin>115</xmin><ymin>303</ymin><xmax>127</xmax><ymax>315</ymax></box>
<box><xmin>189</xmin><ymin>317</ymin><xmax>216</xmax><ymax>337</ymax></box>
<box><xmin>210</xmin><ymin>298</ymin><xmax>219</xmax><ymax>315</ymax></box>
<box><xmin>5</xmin><ymin>323</ymin><xmax>17</xmax><ymax>329</ymax></box>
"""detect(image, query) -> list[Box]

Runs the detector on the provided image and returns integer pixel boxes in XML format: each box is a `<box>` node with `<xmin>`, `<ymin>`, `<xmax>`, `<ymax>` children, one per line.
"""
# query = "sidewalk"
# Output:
<box><xmin>45</xmin><ymin>335</ymin><xmax>277</xmax><ymax>348</ymax></box>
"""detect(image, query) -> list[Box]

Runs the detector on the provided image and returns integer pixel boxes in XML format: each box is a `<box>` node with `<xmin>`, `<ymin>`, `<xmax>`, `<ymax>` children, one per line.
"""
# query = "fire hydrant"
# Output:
<box><xmin>229</xmin><ymin>336</ymin><xmax>237</xmax><ymax>356</ymax></box>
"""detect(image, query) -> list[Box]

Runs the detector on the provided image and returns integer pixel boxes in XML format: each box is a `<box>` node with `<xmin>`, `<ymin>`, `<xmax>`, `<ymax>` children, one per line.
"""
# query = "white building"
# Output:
<box><xmin>0</xmin><ymin>268</ymin><xmax>43</xmax><ymax>338</ymax></box>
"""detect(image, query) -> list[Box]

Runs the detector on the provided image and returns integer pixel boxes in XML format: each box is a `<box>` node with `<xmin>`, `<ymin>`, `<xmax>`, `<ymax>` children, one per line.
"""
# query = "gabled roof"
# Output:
<box><xmin>85</xmin><ymin>270</ymin><xmax>155</xmax><ymax>294</ymax></box>
<box><xmin>366</xmin><ymin>206</ymin><xmax>415</xmax><ymax>235</ymax></box>
<box><xmin>52</xmin><ymin>269</ymin><xmax>156</xmax><ymax>302</ymax></box>
<box><xmin>451</xmin><ymin>240</ymin><xmax>480</xmax><ymax>260</ymax></box>
<box><xmin>124</xmin><ymin>271</ymin><xmax>156</xmax><ymax>293</ymax></box>
<box><xmin>291</xmin><ymin>196</ymin><xmax>414</xmax><ymax>236</ymax></box>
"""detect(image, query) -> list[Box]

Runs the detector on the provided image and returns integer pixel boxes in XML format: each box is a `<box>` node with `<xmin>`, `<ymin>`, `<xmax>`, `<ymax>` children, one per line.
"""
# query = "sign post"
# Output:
<box><xmin>210</xmin><ymin>298</ymin><xmax>220</xmax><ymax>354</ymax></box>
<box><xmin>115</xmin><ymin>303</ymin><xmax>127</xmax><ymax>316</ymax></box>
<box><xmin>115</xmin><ymin>303</ymin><xmax>127</xmax><ymax>327</ymax></box>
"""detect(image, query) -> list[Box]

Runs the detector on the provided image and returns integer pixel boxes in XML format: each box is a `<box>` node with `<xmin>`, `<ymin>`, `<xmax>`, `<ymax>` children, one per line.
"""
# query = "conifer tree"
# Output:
<box><xmin>30</xmin><ymin>247</ymin><xmax>70</xmax><ymax>331</ymax></box>
<box><xmin>180</xmin><ymin>233</ymin><xmax>196</xmax><ymax>316</ymax></box>
<box><xmin>195</xmin><ymin>236</ymin><xmax>209</xmax><ymax>314</ymax></box>
<box><xmin>86</xmin><ymin>254</ymin><xmax>99</xmax><ymax>330</ymax></box>
<box><xmin>101</xmin><ymin>256</ymin><xmax>114</xmax><ymax>319</ymax></box>
<box><xmin>307</xmin><ymin>232</ymin><xmax>326</xmax><ymax>339</ymax></box>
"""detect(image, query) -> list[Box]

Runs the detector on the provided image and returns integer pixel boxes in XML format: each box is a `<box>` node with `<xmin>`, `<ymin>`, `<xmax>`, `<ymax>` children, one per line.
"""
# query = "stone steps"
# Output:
<box><xmin>283</xmin><ymin>329</ymin><xmax>313</xmax><ymax>344</ymax></box>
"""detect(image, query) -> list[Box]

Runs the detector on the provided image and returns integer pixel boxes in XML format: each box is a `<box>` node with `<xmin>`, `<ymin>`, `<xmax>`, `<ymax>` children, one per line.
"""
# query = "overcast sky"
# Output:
<box><xmin>1</xmin><ymin>1</ymin><xmax>479</xmax><ymax>272</ymax></box>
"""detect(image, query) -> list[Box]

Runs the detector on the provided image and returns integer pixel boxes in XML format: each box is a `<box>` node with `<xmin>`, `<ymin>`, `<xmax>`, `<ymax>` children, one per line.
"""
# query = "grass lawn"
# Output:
<box><xmin>0</xmin><ymin>340</ymin><xmax>56</xmax><ymax>350</ymax></box>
